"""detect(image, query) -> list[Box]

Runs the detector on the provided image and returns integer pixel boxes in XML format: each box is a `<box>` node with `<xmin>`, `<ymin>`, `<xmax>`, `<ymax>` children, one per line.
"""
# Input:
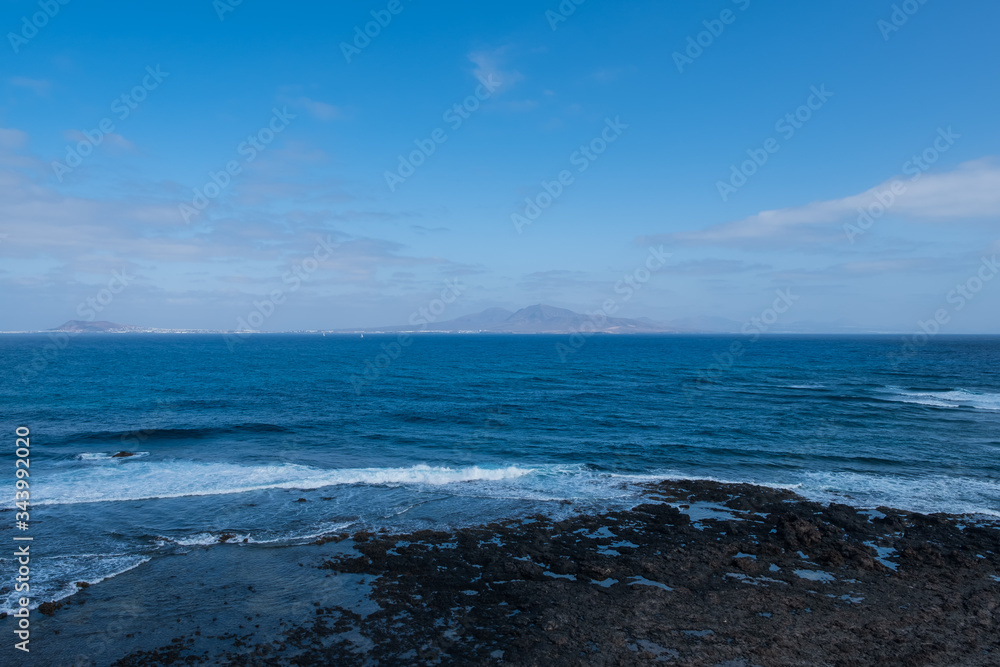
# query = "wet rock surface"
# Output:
<box><xmin>112</xmin><ymin>480</ymin><xmax>1000</xmax><ymax>665</ymax></box>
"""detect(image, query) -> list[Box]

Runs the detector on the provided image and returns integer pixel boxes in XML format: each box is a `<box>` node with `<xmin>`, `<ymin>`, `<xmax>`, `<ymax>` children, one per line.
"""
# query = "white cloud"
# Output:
<box><xmin>104</xmin><ymin>133</ymin><xmax>135</xmax><ymax>150</ymax></box>
<box><xmin>593</xmin><ymin>67</ymin><xmax>627</xmax><ymax>83</ymax></box>
<box><xmin>297</xmin><ymin>97</ymin><xmax>341</xmax><ymax>121</ymax></box>
<box><xmin>9</xmin><ymin>76</ymin><xmax>49</xmax><ymax>96</ymax></box>
<box><xmin>0</xmin><ymin>128</ymin><xmax>28</xmax><ymax>149</ymax></box>
<box><xmin>276</xmin><ymin>85</ymin><xmax>343</xmax><ymax>122</ymax></box>
<box><xmin>0</xmin><ymin>129</ymin><xmax>38</xmax><ymax>169</ymax></box>
<box><xmin>498</xmin><ymin>99</ymin><xmax>538</xmax><ymax>113</ymax></box>
<box><xmin>467</xmin><ymin>46</ymin><xmax>523</xmax><ymax>91</ymax></box>
<box><xmin>672</xmin><ymin>158</ymin><xmax>1000</xmax><ymax>246</ymax></box>
<box><xmin>64</xmin><ymin>129</ymin><xmax>135</xmax><ymax>152</ymax></box>
<box><xmin>0</xmin><ymin>154</ymin><xmax>471</xmax><ymax>313</ymax></box>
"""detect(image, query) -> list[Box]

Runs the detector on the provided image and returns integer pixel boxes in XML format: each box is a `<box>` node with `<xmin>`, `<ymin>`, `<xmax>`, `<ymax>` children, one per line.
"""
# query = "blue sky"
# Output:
<box><xmin>1</xmin><ymin>0</ymin><xmax>998</xmax><ymax>331</ymax></box>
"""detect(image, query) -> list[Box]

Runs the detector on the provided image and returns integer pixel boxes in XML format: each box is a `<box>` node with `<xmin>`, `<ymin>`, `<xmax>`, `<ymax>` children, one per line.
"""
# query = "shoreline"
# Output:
<box><xmin>25</xmin><ymin>479</ymin><xmax>1000</xmax><ymax>665</ymax></box>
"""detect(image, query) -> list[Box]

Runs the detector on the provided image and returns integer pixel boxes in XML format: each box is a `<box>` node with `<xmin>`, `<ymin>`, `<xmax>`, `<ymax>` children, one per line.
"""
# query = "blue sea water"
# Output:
<box><xmin>1</xmin><ymin>333</ymin><xmax>999</xmax><ymax>612</ymax></box>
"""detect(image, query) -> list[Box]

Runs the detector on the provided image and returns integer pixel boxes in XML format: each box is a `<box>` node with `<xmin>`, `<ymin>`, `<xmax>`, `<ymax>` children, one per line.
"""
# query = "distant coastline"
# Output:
<box><xmin>2</xmin><ymin>304</ymin><xmax>906</xmax><ymax>335</ymax></box>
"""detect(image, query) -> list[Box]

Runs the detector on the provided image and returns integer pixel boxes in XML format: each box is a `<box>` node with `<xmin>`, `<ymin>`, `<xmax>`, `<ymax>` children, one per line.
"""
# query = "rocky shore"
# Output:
<box><xmin>89</xmin><ymin>480</ymin><xmax>1000</xmax><ymax>664</ymax></box>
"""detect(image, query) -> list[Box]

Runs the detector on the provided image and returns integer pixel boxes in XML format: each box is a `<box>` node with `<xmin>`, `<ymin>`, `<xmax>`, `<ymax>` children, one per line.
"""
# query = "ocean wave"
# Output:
<box><xmin>0</xmin><ymin>554</ymin><xmax>150</xmax><ymax>614</ymax></box>
<box><xmin>611</xmin><ymin>470</ymin><xmax>999</xmax><ymax>518</ymax></box>
<box><xmin>76</xmin><ymin>452</ymin><xmax>150</xmax><ymax>460</ymax></box>
<box><xmin>164</xmin><ymin>521</ymin><xmax>358</xmax><ymax>547</ymax></box>
<box><xmin>647</xmin><ymin>469</ymin><xmax>1000</xmax><ymax>517</ymax></box>
<box><xmin>31</xmin><ymin>454</ymin><xmax>1000</xmax><ymax>519</ymax></box>
<box><xmin>170</xmin><ymin>532</ymin><xmax>253</xmax><ymax>546</ymax></box>
<box><xmin>884</xmin><ymin>388</ymin><xmax>1000</xmax><ymax>411</ymax></box>
<box><xmin>34</xmin><ymin>461</ymin><xmax>536</xmax><ymax>505</ymax></box>
<box><xmin>799</xmin><ymin>471</ymin><xmax>1000</xmax><ymax>517</ymax></box>
<box><xmin>52</xmin><ymin>423</ymin><xmax>292</xmax><ymax>445</ymax></box>
<box><xmin>634</xmin><ymin>471</ymin><xmax>805</xmax><ymax>492</ymax></box>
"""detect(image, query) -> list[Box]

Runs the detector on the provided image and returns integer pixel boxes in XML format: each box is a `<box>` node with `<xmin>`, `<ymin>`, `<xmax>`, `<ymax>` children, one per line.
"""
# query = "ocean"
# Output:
<box><xmin>2</xmin><ymin>333</ymin><xmax>999</xmax><ymax>614</ymax></box>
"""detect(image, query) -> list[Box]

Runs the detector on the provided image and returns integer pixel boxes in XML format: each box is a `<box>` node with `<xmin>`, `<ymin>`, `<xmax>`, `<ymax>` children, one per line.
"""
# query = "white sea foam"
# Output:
<box><xmin>798</xmin><ymin>470</ymin><xmax>1000</xmax><ymax>518</ymax></box>
<box><xmin>35</xmin><ymin>461</ymin><xmax>536</xmax><ymax>505</ymax></box>
<box><xmin>621</xmin><ymin>470</ymin><xmax>999</xmax><ymax>518</ymax></box>
<box><xmin>167</xmin><ymin>521</ymin><xmax>357</xmax><ymax>547</ymax></box>
<box><xmin>0</xmin><ymin>553</ymin><xmax>150</xmax><ymax>614</ymax></box>
<box><xmin>885</xmin><ymin>388</ymin><xmax>1000</xmax><ymax>411</ymax></box>
<box><xmin>34</xmin><ymin>455</ymin><xmax>1000</xmax><ymax>519</ymax></box>
<box><xmin>637</xmin><ymin>471</ymin><xmax>804</xmax><ymax>492</ymax></box>
<box><xmin>76</xmin><ymin>451</ymin><xmax>150</xmax><ymax>460</ymax></box>
<box><xmin>172</xmin><ymin>532</ymin><xmax>252</xmax><ymax>546</ymax></box>
<box><xmin>247</xmin><ymin>521</ymin><xmax>359</xmax><ymax>545</ymax></box>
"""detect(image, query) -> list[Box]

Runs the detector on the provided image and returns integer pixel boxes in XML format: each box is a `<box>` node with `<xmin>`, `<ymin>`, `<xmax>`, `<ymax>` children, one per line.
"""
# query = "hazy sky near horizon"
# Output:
<box><xmin>1</xmin><ymin>0</ymin><xmax>998</xmax><ymax>332</ymax></box>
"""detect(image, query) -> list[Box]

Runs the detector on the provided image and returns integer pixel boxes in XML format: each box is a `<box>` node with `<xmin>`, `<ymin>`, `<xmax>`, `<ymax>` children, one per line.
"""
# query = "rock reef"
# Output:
<box><xmin>110</xmin><ymin>480</ymin><xmax>1000</xmax><ymax>665</ymax></box>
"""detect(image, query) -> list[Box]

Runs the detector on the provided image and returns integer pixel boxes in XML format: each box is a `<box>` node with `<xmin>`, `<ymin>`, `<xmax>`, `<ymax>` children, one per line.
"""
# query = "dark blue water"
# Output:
<box><xmin>1</xmin><ymin>334</ymin><xmax>999</xmax><ymax>612</ymax></box>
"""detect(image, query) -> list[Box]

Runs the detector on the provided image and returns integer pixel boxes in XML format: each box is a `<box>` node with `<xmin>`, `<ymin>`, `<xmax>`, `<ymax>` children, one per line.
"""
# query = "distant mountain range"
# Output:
<box><xmin>37</xmin><ymin>307</ymin><xmax>869</xmax><ymax>335</ymax></box>
<box><xmin>352</xmin><ymin>304</ymin><xmax>690</xmax><ymax>334</ymax></box>
<box><xmin>53</xmin><ymin>320</ymin><xmax>146</xmax><ymax>333</ymax></box>
<box><xmin>48</xmin><ymin>320</ymin><xmax>213</xmax><ymax>334</ymax></box>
